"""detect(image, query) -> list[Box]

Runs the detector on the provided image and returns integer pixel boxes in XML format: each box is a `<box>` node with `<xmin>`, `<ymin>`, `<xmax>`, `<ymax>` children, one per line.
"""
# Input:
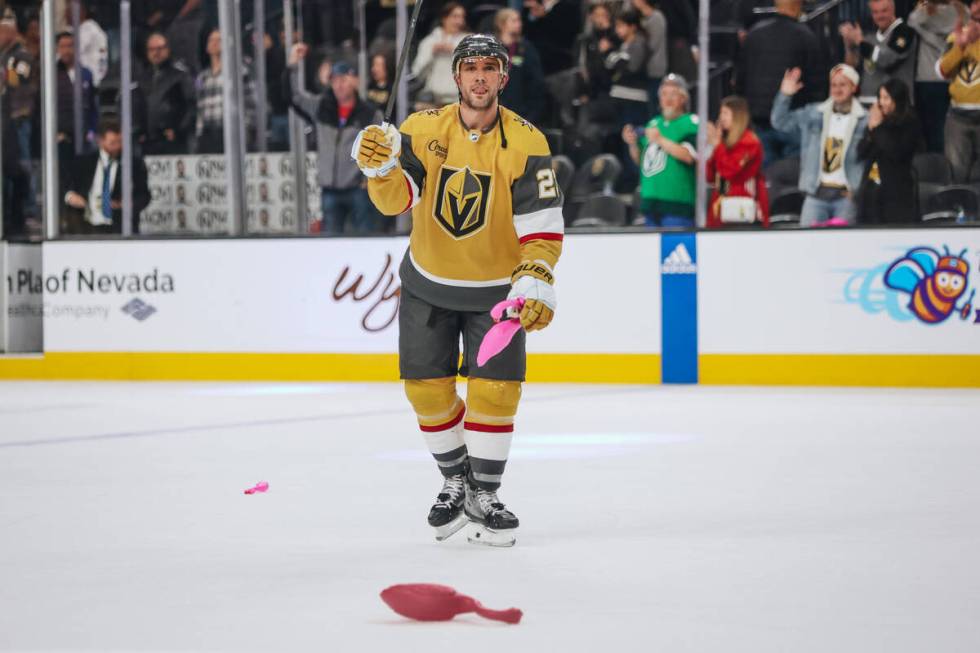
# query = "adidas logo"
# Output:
<box><xmin>661</xmin><ymin>243</ymin><xmax>696</xmax><ymax>274</ymax></box>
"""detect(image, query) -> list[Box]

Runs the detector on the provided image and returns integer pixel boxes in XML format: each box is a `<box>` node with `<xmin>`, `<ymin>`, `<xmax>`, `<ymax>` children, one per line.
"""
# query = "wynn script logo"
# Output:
<box><xmin>332</xmin><ymin>253</ymin><xmax>400</xmax><ymax>332</ymax></box>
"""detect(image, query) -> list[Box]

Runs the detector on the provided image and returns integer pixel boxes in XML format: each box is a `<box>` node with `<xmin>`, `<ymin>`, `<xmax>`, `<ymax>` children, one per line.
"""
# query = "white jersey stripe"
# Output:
<box><xmin>513</xmin><ymin>206</ymin><xmax>564</xmax><ymax>239</ymax></box>
<box><xmin>409</xmin><ymin>251</ymin><xmax>511</xmax><ymax>288</ymax></box>
<box><xmin>403</xmin><ymin>168</ymin><xmax>421</xmax><ymax>210</ymax></box>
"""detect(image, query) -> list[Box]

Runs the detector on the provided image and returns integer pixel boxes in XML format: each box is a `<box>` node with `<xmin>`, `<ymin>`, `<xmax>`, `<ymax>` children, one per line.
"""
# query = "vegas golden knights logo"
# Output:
<box><xmin>822</xmin><ymin>137</ymin><xmax>844</xmax><ymax>173</ymax></box>
<box><xmin>433</xmin><ymin>165</ymin><xmax>492</xmax><ymax>238</ymax></box>
<box><xmin>959</xmin><ymin>61</ymin><xmax>980</xmax><ymax>86</ymax></box>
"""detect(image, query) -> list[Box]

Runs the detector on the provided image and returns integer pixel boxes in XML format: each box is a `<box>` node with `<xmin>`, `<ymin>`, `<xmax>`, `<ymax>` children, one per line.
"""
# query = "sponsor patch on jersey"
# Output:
<box><xmin>427</xmin><ymin>139</ymin><xmax>448</xmax><ymax>158</ymax></box>
<box><xmin>433</xmin><ymin>164</ymin><xmax>492</xmax><ymax>239</ymax></box>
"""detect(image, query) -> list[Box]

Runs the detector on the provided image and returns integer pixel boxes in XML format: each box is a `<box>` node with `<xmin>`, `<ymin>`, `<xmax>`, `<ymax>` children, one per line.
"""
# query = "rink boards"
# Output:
<box><xmin>1</xmin><ymin>227</ymin><xmax>979</xmax><ymax>386</ymax></box>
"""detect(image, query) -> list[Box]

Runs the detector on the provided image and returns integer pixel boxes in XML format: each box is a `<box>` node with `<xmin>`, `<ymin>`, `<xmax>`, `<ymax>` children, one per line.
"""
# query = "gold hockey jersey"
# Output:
<box><xmin>367</xmin><ymin>104</ymin><xmax>564</xmax><ymax>311</ymax></box>
<box><xmin>939</xmin><ymin>36</ymin><xmax>980</xmax><ymax>109</ymax></box>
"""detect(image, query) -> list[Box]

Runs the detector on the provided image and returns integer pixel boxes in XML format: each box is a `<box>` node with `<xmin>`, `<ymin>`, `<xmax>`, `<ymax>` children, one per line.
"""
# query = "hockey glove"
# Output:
<box><xmin>508</xmin><ymin>261</ymin><xmax>557</xmax><ymax>332</ymax></box>
<box><xmin>352</xmin><ymin>123</ymin><xmax>401</xmax><ymax>178</ymax></box>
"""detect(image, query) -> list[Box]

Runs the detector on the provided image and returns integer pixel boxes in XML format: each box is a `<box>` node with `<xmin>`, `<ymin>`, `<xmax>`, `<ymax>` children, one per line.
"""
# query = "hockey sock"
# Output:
<box><xmin>405</xmin><ymin>378</ymin><xmax>467</xmax><ymax>477</ymax></box>
<box><xmin>463</xmin><ymin>378</ymin><xmax>521</xmax><ymax>491</ymax></box>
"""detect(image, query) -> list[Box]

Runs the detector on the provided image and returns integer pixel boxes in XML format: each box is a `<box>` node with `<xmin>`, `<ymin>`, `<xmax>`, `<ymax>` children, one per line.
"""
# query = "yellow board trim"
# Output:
<box><xmin>1</xmin><ymin>352</ymin><xmax>978</xmax><ymax>387</ymax></box>
<box><xmin>0</xmin><ymin>352</ymin><xmax>662</xmax><ymax>384</ymax></box>
<box><xmin>700</xmin><ymin>354</ymin><xmax>980</xmax><ymax>388</ymax></box>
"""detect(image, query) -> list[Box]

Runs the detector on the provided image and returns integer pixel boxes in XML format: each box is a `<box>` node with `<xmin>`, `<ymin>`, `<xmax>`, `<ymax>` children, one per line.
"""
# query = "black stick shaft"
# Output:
<box><xmin>385</xmin><ymin>0</ymin><xmax>425</xmax><ymax>125</ymax></box>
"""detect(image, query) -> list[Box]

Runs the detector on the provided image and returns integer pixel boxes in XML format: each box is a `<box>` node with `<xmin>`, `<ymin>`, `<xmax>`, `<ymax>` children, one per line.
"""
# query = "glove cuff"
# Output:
<box><xmin>359</xmin><ymin>158</ymin><xmax>400</xmax><ymax>179</ymax></box>
<box><xmin>511</xmin><ymin>260</ymin><xmax>554</xmax><ymax>285</ymax></box>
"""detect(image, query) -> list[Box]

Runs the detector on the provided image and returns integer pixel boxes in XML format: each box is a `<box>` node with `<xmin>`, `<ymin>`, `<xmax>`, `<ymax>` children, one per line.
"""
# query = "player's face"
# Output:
<box><xmin>456</xmin><ymin>58</ymin><xmax>504</xmax><ymax>111</ymax></box>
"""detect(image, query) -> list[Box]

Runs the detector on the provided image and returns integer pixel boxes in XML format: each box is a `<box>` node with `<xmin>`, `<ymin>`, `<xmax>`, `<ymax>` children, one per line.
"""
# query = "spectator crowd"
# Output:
<box><xmin>1</xmin><ymin>0</ymin><xmax>979</xmax><ymax>238</ymax></box>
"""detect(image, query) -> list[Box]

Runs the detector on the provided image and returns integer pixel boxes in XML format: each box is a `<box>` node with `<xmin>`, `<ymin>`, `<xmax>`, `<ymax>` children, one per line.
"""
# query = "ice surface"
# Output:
<box><xmin>1</xmin><ymin>381</ymin><xmax>978</xmax><ymax>652</ymax></box>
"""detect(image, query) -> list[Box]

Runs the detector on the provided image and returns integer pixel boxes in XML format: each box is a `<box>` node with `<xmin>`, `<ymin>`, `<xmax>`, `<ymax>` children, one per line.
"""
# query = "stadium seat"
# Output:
<box><xmin>552</xmin><ymin>155</ymin><xmax>575</xmax><ymax>196</ymax></box>
<box><xmin>923</xmin><ymin>185</ymin><xmax>978</xmax><ymax>223</ymax></box>
<box><xmin>764</xmin><ymin>157</ymin><xmax>800</xmax><ymax>190</ymax></box>
<box><xmin>568</xmin><ymin>154</ymin><xmax>622</xmax><ymax>202</ymax></box>
<box><xmin>572</xmin><ymin>194</ymin><xmax>628</xmax><ymax>227</ymax></box>
<box><xmin>543</xmin><ymin>129</ymin><xmax>564</xmax><ymax>157</ymax></box>
<box><xmin>768</xmin><ymin>188</ymin><xmax>805</xmax><ymax>227</ymax></box>
<box><xmin>912</xmin><ymin>152</ymin><xmax>953</xmax><ymax>185</ymax></box>
<box><xmin>918</xmin><ymin>181</ymin><xmax>944</xmax><ymax>217</ymax></box>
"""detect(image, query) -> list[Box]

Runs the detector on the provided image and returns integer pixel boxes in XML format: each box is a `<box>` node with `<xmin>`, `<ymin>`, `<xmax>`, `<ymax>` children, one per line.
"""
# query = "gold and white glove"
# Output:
<box><xmin>351</xmin><ymin>123</ymin><xmax>401</xmax><ymax>178</ymax></box>
<box><xmin>508</xmin><ymin>261</ymin><xmax>557</xmax><ymax>332</ymax></box>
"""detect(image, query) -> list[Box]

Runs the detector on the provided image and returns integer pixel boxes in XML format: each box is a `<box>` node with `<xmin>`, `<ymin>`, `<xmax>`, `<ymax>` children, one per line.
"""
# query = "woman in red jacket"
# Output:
<box><xmin>706</xmin><ymin>96</ymin><xmax>770</xmax><ymax>228</ymax></box>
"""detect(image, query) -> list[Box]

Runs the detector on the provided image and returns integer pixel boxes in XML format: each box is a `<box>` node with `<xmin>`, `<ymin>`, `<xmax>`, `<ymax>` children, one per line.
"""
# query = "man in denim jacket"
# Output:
<box><xmin>771</xmin><ymin>63</ymin><xmax>868</xmax><ymax>226</ymax></box>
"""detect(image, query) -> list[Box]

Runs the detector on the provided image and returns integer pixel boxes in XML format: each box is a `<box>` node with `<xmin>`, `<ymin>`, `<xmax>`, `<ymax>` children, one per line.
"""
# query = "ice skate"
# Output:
<box><xmin>464</xmin><ymin>481</ymin><xmax>519</xmax><ymax>547</ymax></box>
<box><xmin>428</xmin><ymin>474</ymin><xmax>468</xmax><ymax>541</ymax></box>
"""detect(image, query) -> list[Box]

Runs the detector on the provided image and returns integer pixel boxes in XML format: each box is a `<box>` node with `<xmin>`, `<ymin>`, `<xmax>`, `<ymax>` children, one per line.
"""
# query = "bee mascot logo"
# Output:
<box><xmin>884</xmin><ymin>246</ymin><xmax>975</xmax><ymax>324</ymax></box>
<box><xmin>433</xmin><ymin>165</ymin><xmax>492</xmax><ymax>238</ymax></box>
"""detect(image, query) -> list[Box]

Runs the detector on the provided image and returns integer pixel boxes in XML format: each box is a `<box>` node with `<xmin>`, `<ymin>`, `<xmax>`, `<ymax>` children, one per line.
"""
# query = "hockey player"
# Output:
<box><xmin>352</xmin><ymin>34</ymin><xmax>563</xmax><ymax>547</ymax></box>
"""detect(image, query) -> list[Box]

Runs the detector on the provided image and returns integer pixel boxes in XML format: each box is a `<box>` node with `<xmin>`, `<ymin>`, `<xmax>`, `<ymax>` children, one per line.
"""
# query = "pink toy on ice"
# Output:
<box><xmin>380</xmin><ymin>583</ymin><xmax>523</xmax><ymax>624</ymax></box>
<box><xmin>476</xmin><ymin>298</ymin><xmax>525</xmax><ymax>367</ymax></box>
<box><xmin>243</xmin><ymin>481</ymin><xmax>269</xmax><ymax>495</ymax></box>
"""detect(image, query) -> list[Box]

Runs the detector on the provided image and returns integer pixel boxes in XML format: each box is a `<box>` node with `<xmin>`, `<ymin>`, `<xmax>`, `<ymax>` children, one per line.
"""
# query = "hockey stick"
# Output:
<box><xmin>384</xmin><ymin>0</ymin><xmax>425</xmax><ymax>126</ymax></box>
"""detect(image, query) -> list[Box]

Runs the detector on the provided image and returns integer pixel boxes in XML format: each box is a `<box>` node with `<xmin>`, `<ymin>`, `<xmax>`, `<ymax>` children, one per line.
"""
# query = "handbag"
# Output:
<box><xmin>719</xmin><ymin>196</ymin><xmax>757</xmax><ymax>224</ymax></box>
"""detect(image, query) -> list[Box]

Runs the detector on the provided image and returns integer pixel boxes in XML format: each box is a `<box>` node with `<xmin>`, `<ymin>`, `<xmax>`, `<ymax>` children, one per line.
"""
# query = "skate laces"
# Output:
<box><xmin>476</xmin><ymin>489</ymin><xmax>511</xmax><ymax>516</ymax></box>
<box><xmin>436</xmin><ymin>475</ymin><xmax>466</xmax><ymax>504</ymax></box>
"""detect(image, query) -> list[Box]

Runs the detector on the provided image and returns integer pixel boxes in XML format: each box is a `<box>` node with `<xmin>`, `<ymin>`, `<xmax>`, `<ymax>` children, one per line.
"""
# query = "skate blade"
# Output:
<box><xmin>466</xmin><ymin>524</ymin><xmax>516</xmax><ymax>547</ymax></box>
<box><xmin>433</xmin><ymin>512</ymin><xmax>468</xmax><ymax>542</ymax></box>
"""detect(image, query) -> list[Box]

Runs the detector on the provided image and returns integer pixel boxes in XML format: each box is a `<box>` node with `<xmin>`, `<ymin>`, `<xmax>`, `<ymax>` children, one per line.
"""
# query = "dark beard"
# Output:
<box><xmin>460</xmin><ymin>90</ymin><xmax>496</xmax><ymax>111</ymax></box>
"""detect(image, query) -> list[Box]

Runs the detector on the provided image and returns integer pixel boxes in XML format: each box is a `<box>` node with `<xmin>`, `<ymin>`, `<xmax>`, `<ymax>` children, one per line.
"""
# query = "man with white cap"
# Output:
<box><xmin>771</xmin><ymin>63</ymin><xmax>869</xmax><ymax>226</ymax></box>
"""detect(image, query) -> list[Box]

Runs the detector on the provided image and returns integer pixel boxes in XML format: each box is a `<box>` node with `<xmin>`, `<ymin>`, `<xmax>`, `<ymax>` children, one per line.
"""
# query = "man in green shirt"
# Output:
<box><xmin>623</xmin><ymin>74</ymin><xmax>698</xmax><ymax>227</ymax></box>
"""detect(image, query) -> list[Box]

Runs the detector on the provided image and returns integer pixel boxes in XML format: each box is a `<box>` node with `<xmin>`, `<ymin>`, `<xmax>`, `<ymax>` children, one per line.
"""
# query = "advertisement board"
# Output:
<box><xmin>698</xmin><ymin>229</ymin><xmax>980</xmax><ymax>355</ymax></box>
<box><xmin>9</xmin><ymin>227</ymin><xmax>976</xmax><ymax>386</ymax></box>
<box><xmin>1</xmin><ymin>243</ymin><xmax>43</xmax><ymax>353</ymax></box>
<box><xmin>41</xmin><ymin>234</ymin><xmax>661</xmax><ymax>357</ymax></box>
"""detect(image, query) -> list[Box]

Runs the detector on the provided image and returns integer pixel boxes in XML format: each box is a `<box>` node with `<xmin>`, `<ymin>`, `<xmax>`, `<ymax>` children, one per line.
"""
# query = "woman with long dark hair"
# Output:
<box><xmin>857</xmin><ymin>79</ymin><xmax>924</xmax><ymax>224</ymax></box>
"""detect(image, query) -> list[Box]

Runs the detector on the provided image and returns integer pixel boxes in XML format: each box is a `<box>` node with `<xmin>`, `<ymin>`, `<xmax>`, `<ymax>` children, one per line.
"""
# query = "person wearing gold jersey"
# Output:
<box><xmin>938</xmin><ymin>0</ymin><xmax>980</xmax><ymax>182</ymax></box>
<box><xmin>352</xmin><ymin>34</ymin><xmax>563</xmax><ymax>547</ymax></box>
